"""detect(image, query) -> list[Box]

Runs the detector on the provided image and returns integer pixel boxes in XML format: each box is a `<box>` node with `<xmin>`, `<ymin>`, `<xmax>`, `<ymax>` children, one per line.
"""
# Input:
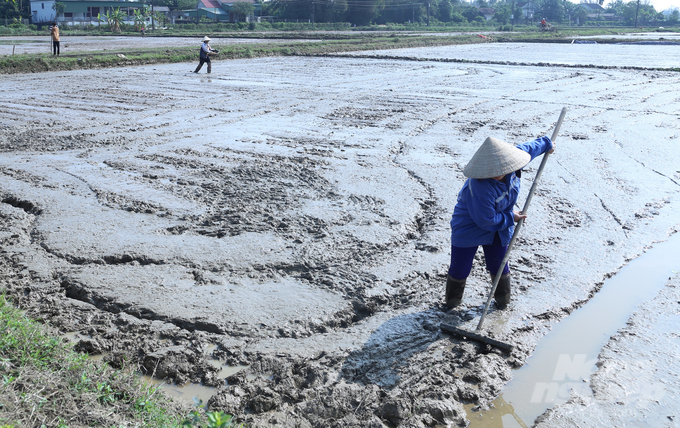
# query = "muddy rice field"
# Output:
<box><xmin>1</xmin><ymin>36</ymin><xmax>680</xmax><ymax>427</ymax></box>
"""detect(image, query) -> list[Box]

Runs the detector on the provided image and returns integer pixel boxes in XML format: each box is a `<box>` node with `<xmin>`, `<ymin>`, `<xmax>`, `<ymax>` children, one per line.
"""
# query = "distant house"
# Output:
<box><xmin>576</xmin><ymin>2</ymin><xmax>617</xmax><ymax>21</ymax></box>
<box><xmin>31</xmin><ymin>0</ymin><xmax>147</xmax><ymax>25</ymax></box>
<box><xmin>478</xmin><ymin>7</ymin><xmax>495</xmax><ymax>21</ymax></box>
<box><xmin>516</xmin><ymin>1</ymin><xmax>535</xmax><ymax>20</ymax></box>
<box><xmin>153</xmin><ymin>6</ymin><xmax>170</xmax><ymax>18</ymax></box>
<box><xmin>181</xmin><ymin>0</ymin><xmax>262</xmax><ymax>23</ymax></box>
<box><xmin>578</xmin><ymin>2</ymin><xmax>605</xmax><ymax>15</ymax></box>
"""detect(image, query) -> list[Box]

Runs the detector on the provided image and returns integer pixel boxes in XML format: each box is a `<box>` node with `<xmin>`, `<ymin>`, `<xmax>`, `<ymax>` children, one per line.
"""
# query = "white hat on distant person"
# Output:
<box><xmin>202</xmin><ymin>36</ymin><xmax>211</xmax><ymax>42</ymax></box>
<box><xmin>463</xmin><ymin>137</ymin><xmax>531</xmax><ymax>179</ymax></box>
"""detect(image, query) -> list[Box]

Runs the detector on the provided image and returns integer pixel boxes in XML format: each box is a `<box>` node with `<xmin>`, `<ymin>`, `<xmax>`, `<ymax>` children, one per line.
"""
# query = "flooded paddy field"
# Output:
<box><xmin>1</xmin><ymin>41</ymin><xmax>680</xmax><ymax>427</ymax></box>
<box><xmin>0</xmin><ymin>34</ymin><xmax>320</xmax><ymax>56</ymax></box>
<box><xmin>340</xmin><ymin>33</ymin><xmax>680</xmax><ymax>68</ymax></box>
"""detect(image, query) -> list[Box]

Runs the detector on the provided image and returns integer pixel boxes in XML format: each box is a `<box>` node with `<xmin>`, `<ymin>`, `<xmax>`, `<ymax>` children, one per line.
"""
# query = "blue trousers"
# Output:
<box><xmin>448</xmin><ymin>232</ymin><xmax>510</xmax><ymax>279</ymax></box>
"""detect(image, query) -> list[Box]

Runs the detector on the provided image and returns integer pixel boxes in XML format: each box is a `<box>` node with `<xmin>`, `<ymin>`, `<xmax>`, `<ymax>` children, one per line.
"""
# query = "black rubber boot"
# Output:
<box><xmin>491</xmin><ymin>273</ymin><xmax>512</xmax><ymax>309</ymax></box>
<box><xmin>445</xmin><ymin>275</ymin><xmax>466</xmax><ymax>308</ymax></box>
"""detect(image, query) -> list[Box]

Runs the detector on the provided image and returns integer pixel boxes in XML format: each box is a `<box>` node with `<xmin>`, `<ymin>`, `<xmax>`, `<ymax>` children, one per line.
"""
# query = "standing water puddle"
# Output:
<box><xmin>467</xmin><ymin>232</ymin><xmax>680</xmax><ymax>427</ymax></box>
<box><xmin>141</xmin><ymin>362</ymin><xmax>272</xmax><ymax>407</ymax></box>
<box><xmin>62</xmin><ymin>338</ymin><xmax>265</xmax><ymax>407</ymax></box>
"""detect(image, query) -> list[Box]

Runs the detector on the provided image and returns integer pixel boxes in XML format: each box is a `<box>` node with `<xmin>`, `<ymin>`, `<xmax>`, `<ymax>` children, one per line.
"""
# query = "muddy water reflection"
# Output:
<box><xmin>144</xmin><ymin>363</ymin><xmax>273</xmax><ymax>406</ymax></box>
<box><xmin>468</xmin><ymin>232</ymin><xmax>680</xmax><ymax>427</ymax></box>
<box><xmin>142</xmin><ymin>378</ymin><xmax>216</xmax><ymax>407</ymax></box>
<box><xmin>142</xmin><ymin>363</ymin><xmax>256</xmax><ymax>406</ymax></box>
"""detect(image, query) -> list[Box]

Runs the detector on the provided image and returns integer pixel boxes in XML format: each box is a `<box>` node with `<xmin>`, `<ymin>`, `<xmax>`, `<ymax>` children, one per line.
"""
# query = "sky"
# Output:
<box><xmin>646</xmin><ymin>0</ymin><xmax>679</xmax><ymax>11</ymax></box>
<box><xmin>609</xmin><ymin>0</ymin><xmax>680</xmax><ymax>12</ymax></box>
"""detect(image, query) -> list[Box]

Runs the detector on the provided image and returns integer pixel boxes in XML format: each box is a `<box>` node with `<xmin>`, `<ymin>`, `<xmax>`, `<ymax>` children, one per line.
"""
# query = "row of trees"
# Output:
<box><xmin>261</xmin><ymin>0</ymin><xmax>514</xmax><ymax>26</ymax></box>
<box><xmin>252</xmin><ymin>0</ymin><xmax>678</xmax><ymax>26</ymax></box>
<box><xmin>606</xmin><ymin>0</ymin><xmax>679</xmax><ymax>25</ymax></box>
<box><xmin>1</xmin><ymin>0</ymin><xmax>677</xmax><ymax>27</ymax></box>
<box><xmin>93</xmin><ymin>7</ymin><xmax>169</xmax><ymax>31</ymax></box>
<box><xmin>520</xmin><ymin>0</ymin><xmax>678</xmax><ymax>26</ymax></box>
<box><xmin>257</xmin><ymin>0</ymin><xmax>678</xmax><ymax>26</ymax></box>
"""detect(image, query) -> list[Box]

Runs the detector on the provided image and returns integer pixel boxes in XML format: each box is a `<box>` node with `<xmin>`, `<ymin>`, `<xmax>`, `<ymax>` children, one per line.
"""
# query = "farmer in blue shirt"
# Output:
<box><xmin>446</xmin><ymin>136</ymin><xmax>554</xmax><ymax>309</ymax></box>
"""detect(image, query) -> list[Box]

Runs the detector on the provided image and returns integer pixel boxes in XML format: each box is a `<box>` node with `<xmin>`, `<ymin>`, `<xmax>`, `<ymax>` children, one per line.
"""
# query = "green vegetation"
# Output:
<box><xmin>97</xmin><ymin>7</ymin><xmax>127</xmax><ymax>32</ymax></box>
<box><xmin>0</xmin><ymin>294</ymin><xmax>241</xmax><ymax>428</ymax></box>
<box><xmin>2</xmin><ymin>0</ymin><xmax>679</xmax><ymax>29</ymax></box>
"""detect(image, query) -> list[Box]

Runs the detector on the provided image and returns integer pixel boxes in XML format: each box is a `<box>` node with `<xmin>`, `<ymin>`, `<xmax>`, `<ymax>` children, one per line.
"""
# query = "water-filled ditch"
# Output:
<box><xmin>467</xmin><ymin>232</ymin><xmax>680</xmax><ymax>427</ymax></box>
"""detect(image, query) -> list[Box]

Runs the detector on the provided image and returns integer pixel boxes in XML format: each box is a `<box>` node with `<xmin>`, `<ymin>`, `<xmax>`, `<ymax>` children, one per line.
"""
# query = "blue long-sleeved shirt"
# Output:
<box><xmin>450</xmin><ymin>136</ymin><xmax>553</xmax><ymax>248</ymax></box>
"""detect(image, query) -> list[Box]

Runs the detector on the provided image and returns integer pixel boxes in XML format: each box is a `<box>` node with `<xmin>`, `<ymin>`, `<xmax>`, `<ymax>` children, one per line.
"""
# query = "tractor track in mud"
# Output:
<box><xmin>1</xmin><ymin>42</ymin><xmax>680</xmax><ymax>427</ymax></box>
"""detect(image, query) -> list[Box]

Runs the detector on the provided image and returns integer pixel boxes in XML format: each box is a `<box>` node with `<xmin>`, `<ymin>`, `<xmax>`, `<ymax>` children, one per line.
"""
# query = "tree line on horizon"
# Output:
<box><xmin>1</xmin><ymin>0</ymin><xmax>678</xmax><ymax>27</ymax></box>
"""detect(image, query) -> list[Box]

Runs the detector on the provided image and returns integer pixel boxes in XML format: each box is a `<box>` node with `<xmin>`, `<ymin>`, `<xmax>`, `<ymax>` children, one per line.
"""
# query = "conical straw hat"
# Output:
<box><xmin>463</xmin><ymin>137</ymin><xmax>531</xmax><ymax>179</ymax></box>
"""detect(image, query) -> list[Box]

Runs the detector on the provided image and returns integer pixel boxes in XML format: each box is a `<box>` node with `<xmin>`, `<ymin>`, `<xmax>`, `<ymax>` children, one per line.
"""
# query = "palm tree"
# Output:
<box><xmin>232</xmin><ymin>1</ymin><xmax>254</xmax><ymax>22</ymax></box>
<box><xmin>52</xmin><ymin>1</ymin><xmax>65</xmax><ymax>20</ymax></box>
<box><xmin>133</xmin><ymin>8</ymin><xmax>148</xmax><ymax>30</ymax></box>
<box><xmin>98</xmin><ymin>7</ymin><xmax>126</xmax><ymax>32</ymax></box>
<box><xmin>152</xmin><ymin>10</ymin><xmax>167</xmax><ymax>27</ymax></box>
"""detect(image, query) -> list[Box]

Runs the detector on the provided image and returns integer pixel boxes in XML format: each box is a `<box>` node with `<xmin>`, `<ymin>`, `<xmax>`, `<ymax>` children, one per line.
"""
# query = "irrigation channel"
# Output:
<box><xmin>467</xmin><ymin>232</ymin><xmax>680</xmax><ymax>427</ymax></box>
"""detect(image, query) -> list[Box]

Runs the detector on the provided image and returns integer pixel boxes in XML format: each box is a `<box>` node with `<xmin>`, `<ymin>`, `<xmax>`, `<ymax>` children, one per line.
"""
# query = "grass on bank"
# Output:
<box><xmin>2</xmin><ymin>19</ymin><xmax>677</xmax><ymax>37</ymax></box>
<box><xmin>0</xmin><ymin>294</ymin><xmax>241</xmax><ymax>428</ymax></box>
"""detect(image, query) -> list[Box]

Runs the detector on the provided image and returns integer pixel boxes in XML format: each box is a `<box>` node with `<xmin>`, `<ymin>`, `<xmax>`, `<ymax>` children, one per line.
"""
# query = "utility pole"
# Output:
<box><xmin>511</xmin><ymin>0</ymin><xmax>515</xmax><ymax>25</ymax></box>
<box><xmin>634</xmin><ymin>0</ymin><xmax>640</xmax><ymax>27</ymax></box>
<box><xmin>427</xmin><ymin>1</ymin><xmax>430</xmax><ymax>25</ymax></box>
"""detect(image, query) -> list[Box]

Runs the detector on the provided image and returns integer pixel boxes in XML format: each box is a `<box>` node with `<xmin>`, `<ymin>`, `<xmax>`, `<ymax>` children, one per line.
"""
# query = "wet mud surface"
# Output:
<box><xmin>339</xmin><ymin>34</ymin><xmax>680</xmax><ymax>68</ymax></box>
<box><xmin>0</xmin><ymin>35</ymin><xmax>319</xmax><ymax>56</ymax></box>
<box><xmin>1</xmin><ymin>42</ymin><xmax>680</xmax><ymax>427</ymax></box>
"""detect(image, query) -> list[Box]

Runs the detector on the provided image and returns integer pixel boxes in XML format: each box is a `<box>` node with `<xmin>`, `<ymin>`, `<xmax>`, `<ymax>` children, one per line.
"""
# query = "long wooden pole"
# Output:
<box><xmin>475</xmin><ymin>107</ymin><xmax>568</xmax><ymax>332</ymax></box>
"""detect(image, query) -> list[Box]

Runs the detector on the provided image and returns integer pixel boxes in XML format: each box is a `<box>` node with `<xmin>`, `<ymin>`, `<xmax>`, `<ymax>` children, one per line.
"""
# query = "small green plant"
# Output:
<box><xmin>182</xmin><ymin>410</ymin><xmax>243</xmax><ymax>428</ymax></box>
<box><xmin>182</xmin><ymin>410</ymin><xmax>202</xmax><ymax>426</ymax></box>
<box><xmin>180</xmin><ymin>399</ymin><xmax>243</xmax><ymax>427</ymax></box>
<box><xmin>96</xmin><ymin>381</ymin><xmax>116</xmax><ymax>404</ymax></box>
<box><xmin>2</xmin><ymin>373</ymin><xmax>17</xmax><ymax>386</ymax></box>
<box><xmin>207</xmin><ymin>411</ymin><xmax>235</xmax><ymax>428</ymax></box>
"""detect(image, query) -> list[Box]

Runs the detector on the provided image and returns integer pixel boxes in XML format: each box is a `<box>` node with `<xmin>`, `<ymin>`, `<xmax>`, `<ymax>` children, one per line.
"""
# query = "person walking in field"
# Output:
<box><xmin>50</xmin><ymin>22</ymin><xmax>60</xmax><ymax>56</ymax></box>
<box><xmin>193</xmin><ymin>36</ymin><xmax>218</xmax><ymax>74</ymax></box>
<box><xmin>445</xmin><ymin>135</ymin><xmax>554</xmax><ymax>310</ymax></box>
